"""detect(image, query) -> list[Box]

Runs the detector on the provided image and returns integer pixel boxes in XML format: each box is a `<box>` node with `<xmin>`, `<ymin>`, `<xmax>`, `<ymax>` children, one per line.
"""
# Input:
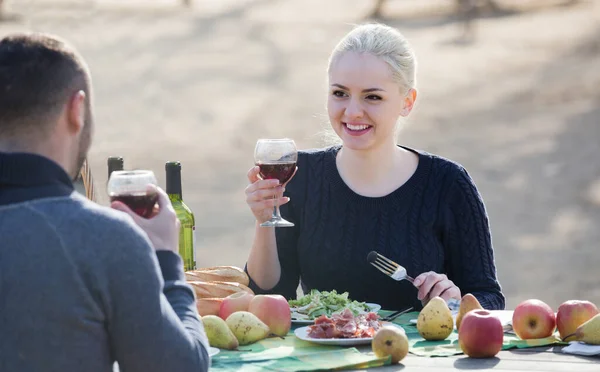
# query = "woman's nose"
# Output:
<box><xmin>344</xmin><ymin>98</ymin><xmax>364</xmax><ymax>119</ymax></box>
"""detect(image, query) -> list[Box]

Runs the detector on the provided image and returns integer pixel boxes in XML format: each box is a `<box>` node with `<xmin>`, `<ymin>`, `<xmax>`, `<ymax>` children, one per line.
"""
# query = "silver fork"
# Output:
<box><xmin>367</xmin><ymin>251</ymin><xmax>415</xmax><ymax>283</ymax></box>
<box><xmin>367</xmin><ymin>251</ymin><xmax>461</xmax><ymax>313</ymax></box>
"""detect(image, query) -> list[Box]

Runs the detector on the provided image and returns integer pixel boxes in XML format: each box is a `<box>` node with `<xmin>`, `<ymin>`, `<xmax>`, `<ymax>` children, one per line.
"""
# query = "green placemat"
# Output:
<box><xmin>211</xmin><ymin>349</ymin><xmax>390</xmax><ymax>372</ymax></box>
<box><xmin>211</xmin><ymin>309</ymin><xmax>568</xmax><ymax>371</ymax></box>
<box><xmin>379</xmin><ymin>310</ymin><xmax>567</xmax><ymax>357</ymax></box>
<box><xmin>211</xmin><ymin>332</ymin><xmax>390</xmax><ymax>371</ymax></box>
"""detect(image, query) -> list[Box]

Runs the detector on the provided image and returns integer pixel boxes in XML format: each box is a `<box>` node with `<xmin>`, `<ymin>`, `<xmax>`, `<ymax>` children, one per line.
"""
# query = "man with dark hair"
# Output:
<box><xmin>0</xmin><ymin>33</ymin><xmax>210</xmax><ymax>372</ymax></box>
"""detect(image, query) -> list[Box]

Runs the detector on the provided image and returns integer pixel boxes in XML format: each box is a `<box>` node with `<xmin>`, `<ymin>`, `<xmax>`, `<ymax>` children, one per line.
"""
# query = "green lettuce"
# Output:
<box><xmin>288</xmin><ymin>289</ymin><xmax>372</xmax><ymax>319</ymax></box>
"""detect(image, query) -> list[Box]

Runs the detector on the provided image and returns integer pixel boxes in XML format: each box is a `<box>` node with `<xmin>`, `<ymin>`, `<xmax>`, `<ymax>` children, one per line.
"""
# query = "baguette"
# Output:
<box><xmin>196</xmin><ymin>298</ymin><xmax>223</xmax><ymax>317</ymax></box>
<box><xmin>185</xmin><ymin>266</ymin><xmax>249</xmax><ymax>286</ymax></box>
<box><xmin>188</xmin><ymin>280</ymin><xmax>254</xmax><ymax>299</ymax></box>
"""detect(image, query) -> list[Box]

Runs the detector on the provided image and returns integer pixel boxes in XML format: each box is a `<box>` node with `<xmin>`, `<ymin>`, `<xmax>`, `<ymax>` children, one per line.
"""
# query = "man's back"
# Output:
<box><xmin>1</xmin><ymin>196</ymin><xmax>117</xmax><ymax>371</ymax></box>
<box><xmin>0</xmin><ymin>153</ymin><xmax>209</xmax><ymax>372</ymax></box>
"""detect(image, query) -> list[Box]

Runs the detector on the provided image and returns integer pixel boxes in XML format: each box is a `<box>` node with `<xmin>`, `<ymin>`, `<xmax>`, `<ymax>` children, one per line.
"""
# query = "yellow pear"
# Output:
<box><xmin>564</xmin><ymin>313</ymin><xmax>600</xmax><ymax>345</ymax></box>
<box><xmin>201</xmin><ymin>315</ymin><xmax>239</xmax><ymax>350</ymax></box>
<box><xmin>226</xmin><ymin>311</ymin><xmax>270</xmax><ymax>345</ymax></box>
<box><xmin>417</xmin><ymin>296</ymin><xmax>454</xmax><ymax>341</ymax></box>
<box><xmin>371</xmin><ymin>326</ymin><xmax>409</xmax><ymax>364</ymax></box>
<box><xmin>456</xmin><ymin>294</ymin><xmax>483</xmax><ymax>331</ymax></box>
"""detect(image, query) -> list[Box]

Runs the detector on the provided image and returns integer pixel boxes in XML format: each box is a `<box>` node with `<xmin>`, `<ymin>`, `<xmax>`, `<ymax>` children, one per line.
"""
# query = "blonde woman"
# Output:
<box><xmin>244</xmin><ymin>23</ymin><xmax>504</xmax><ymax>311</ymax></box>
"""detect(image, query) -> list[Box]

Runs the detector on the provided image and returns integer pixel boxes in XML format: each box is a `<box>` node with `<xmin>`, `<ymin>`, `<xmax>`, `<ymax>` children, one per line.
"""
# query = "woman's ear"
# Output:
<box><xmin>400</xmin><ymin>88</ymin><xmax>417</xmax><ymax>117</ymax></box>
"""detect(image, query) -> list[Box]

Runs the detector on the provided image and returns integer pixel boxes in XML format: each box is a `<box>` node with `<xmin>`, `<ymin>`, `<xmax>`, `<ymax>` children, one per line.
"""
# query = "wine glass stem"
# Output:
<box><xmin>272</xmin><ymin>187</ymin><xmax>282</xmax><ymax>220</ymax></box>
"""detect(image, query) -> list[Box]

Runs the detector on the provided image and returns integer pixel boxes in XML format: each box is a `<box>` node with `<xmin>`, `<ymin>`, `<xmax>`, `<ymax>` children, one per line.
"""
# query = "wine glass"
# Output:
<box><xmin>107</xmin><ymin>170</ymin><xmax>158</xmax><ymax>218</ymax></box>
<box><xmin>254</xmin><ymin>138</ymin><xmax>298</xmax><ymax>227</ymax></box>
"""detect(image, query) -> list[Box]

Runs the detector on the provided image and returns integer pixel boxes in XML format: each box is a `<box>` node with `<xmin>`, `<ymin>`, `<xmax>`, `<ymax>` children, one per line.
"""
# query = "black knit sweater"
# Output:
<box><xmin>247</xmin><ymin>145</ymin><xmax>505</xmax><ymax>311</ymax></box>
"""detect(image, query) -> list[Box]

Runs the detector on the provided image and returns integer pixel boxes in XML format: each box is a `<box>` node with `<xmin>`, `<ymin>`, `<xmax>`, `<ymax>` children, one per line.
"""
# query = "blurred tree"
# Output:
<box><xmin>371</xmin><ymin>0</ymin><xmax>386</xmax><ymax>19</ymax></box>
<box><xmin>369</xmin><ymin>0</ymin><xmax>502</xmax><ymax>40</ymax></box>
<box><xmin>370</xmin><ymin>0</ymin><xmax>500</xmax><ymax>21</ymax></box>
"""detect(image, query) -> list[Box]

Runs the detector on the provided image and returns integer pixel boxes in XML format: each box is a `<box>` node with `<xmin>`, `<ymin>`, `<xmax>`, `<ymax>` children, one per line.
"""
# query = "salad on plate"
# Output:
<box><xmin>288</xmin><ymin>289</ymin><xmax>377</xmax><ymax>321</ymax></box>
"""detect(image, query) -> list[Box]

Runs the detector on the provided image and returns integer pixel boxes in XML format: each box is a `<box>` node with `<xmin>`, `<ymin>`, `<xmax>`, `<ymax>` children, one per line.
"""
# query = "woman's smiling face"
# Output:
<box><xmin>327</xmin><ymin>51</ymin><xmax>415</xmax><ymax>152</ymax></box>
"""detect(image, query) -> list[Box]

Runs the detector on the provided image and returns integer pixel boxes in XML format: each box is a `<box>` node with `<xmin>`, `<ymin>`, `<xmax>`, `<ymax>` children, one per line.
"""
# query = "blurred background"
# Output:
<box><xmin>3</xmin><ymin>0</ymin><xmax>599</xmax><ymax>310</ymax></box>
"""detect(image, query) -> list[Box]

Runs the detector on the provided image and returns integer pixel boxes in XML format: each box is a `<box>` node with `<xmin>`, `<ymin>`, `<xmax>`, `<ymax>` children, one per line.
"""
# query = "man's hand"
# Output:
<box><xmin>111</xmin><ymin>185</ymin><xmax>180</xmax><ymax>252</ymax></box>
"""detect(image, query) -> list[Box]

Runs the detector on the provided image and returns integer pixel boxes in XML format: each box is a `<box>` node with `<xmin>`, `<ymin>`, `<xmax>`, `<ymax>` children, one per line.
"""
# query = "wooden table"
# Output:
<box><xmin>348</xmin><ymin>345</ymin><xmax>600</xmax><ymax>371</ymax></box>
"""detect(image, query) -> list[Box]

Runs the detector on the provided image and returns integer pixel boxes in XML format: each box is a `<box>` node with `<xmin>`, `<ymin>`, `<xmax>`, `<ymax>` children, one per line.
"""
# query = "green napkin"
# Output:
<box><xmin>211</xmin><ymin>332</ymin><xmax>390</xmax><ymax>371</ymax></box>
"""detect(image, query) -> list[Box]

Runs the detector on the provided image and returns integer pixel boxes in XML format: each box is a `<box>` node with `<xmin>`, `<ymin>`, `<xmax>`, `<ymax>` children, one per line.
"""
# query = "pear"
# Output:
<box><xmin>417</xmin><ymin>296</ymin><xmax>454</xmax><ymax>341</ymax></box>
<box><xmin>226</xmin><ymin>311</ymin><xmax>270</xmax><ymax>345</ymax></box>
<box><xmin>371</xmin><ymin>326</ymin><xmax>409</xmax><ymax>364</ymax></box>
<box><xmin>456</xmin><ymin>294</ymin><xmax>483</xmax><ymax>331</ymax></box>
<box><xmin>564</xmin><ymin>313</ymin><xmax>600</xmax><ymax>345</ymax></box>
<box><xmin>202</xmin><ymin>315</ymin><xmax>239</xmax><ymax>350</ymax></box>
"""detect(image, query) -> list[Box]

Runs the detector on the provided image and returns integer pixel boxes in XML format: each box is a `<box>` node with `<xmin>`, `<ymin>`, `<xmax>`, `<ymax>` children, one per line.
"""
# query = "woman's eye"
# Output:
<box><xmin>332</xmin><ymin>90</ymin><xmax>347</xmax><ymax>97</ymax></box>
<box><xmin>366</xmin><ymin>94</ymin><xmax>382</xmax><ymax>101</ymax></box>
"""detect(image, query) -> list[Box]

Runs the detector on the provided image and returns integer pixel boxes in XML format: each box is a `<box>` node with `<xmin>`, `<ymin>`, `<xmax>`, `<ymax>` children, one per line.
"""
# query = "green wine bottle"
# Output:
<box><xmin>166</xmin><ymin>161</ymin><xmax>196</xmax><ymax>271</ymax></box>
<box><xmin>107</xmin><ymin>156</ymin><xmax>124</xmax><ymax>178</ymax></box>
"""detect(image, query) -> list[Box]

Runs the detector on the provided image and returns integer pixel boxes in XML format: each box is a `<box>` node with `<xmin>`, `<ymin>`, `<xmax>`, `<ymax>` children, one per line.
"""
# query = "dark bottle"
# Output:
<box><xmin>166</xmin><ymin>161</ymin><xmax>196</xmax><ymax>271</ymax></box>
<box><xmin>107</xmin><ymin>156</ymin><xmax>124</xmax><ymax>178</ymax></box>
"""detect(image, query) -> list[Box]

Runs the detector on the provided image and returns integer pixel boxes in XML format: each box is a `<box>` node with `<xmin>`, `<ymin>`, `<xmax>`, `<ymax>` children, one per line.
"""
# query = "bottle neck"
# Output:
<box><xmin>107</xmin><ymin>157</ymin><xmax>124</xmax><ymax>178</ymax></box>
<box><xmin>169</xmin><ymin>193</ymin><xmax>182</xmax><ymax>202</ymax></box>
<box><xmin>166</xmin><ymin>167</ymin><xmax>183</xmax><ymax>199</ymax></box>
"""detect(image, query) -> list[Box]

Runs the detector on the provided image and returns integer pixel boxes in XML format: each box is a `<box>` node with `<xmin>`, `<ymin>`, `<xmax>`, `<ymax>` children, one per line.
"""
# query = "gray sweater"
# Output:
<box><xmin>0</xmin><ymin>152</ymin><xmax>210</xmax><ymax>372</ymax></box>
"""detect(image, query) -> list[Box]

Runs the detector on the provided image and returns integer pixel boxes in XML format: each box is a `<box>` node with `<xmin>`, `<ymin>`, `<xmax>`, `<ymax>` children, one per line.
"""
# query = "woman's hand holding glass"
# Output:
<box><xmin>245</xmin><ymin>166</ymin><xmax>296</xmax><ymax>224</ymax></box>
<box><xmin>246</xmin><ymin>139</ymin><xmax>298</xmax><ymax>227</ymax></box>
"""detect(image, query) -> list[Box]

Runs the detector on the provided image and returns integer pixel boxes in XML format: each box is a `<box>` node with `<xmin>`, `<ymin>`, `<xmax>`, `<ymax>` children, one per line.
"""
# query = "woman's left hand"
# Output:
<box><xmin>413</xmin><ymin>271</ymin><xmax>461</xmax><ymax>306</ymax></box>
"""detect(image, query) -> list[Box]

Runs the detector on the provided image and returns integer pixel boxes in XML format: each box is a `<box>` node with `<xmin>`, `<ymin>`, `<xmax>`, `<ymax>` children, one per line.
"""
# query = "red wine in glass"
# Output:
<box><xmin>257</xmin><ymin>162</ymin><xmax>296</xmax><ymax>185</ymax></box>
<box><xmin>107</xmin><ymin>170</ymin><xmax>158</xmax><ymax>218</ymax></box>
<box><xmin>110</xmin><ymin>192</ymin><xmax>158</xmax><ymax>218</ymax></box>
<box><xmin>254</xmin><ymin>138</ymin><xmax>298</xmax><ymax>228</ymax></box>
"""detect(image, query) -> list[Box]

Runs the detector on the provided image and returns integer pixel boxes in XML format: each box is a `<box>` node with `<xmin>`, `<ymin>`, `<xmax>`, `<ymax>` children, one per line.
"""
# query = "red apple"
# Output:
<box><xmin>458</xmin><ymin>310</ymin><xmax>504</xmax><ymax>358</ymax></box>
<box><xmin>556</xmin><ymin>300</ymin><xmax>599</xmax><ymax>341</ymax></box>
<box><xmin>219</xmin><ymin>291</ymin><xmax>255</xmax><ymax>320</ymax></box>
<box><xmin>512</xmin><ymin>299</ymin><xmax>556</xmax><ymax>339</ymax></box>
<box><xmin>248</xmin><ymin>294</ymin><xmax>291</xmax><ymax>337</ymax></box>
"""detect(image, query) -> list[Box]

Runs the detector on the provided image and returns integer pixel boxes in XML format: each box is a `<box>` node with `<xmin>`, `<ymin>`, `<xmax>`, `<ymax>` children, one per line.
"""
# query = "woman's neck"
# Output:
<box><xmin>336</xmin><ymin>141</ymin><xmax>417</xmax><ymax>197</ymax></box>
<box><xmin>337</xmin><ymin>141</ymin><xmax>398</xmax><ymax>175</ymax></box>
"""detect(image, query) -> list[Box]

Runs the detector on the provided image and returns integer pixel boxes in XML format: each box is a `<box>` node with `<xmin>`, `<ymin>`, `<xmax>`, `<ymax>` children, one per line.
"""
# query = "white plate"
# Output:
<box><xmin>294</xmin><ymin>322</ymin><xmax>403</xmax><ymax>346</ymax></box>
<box><xmin>208</xmin><ymin>347</ymin><xmax>220</xmax><ymax>357</ymax></box>
<box><xmin>291</xmin><ymin>303</ymin><xmax>382</xmax><ymax>325</ymax></box>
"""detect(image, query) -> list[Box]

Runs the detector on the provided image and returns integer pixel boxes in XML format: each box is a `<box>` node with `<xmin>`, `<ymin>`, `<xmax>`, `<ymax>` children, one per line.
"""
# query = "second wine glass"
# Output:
<box><xmin>254</xmin><ymin>138</ymin><xmax>298</xmax><ymax>227</ymax></box>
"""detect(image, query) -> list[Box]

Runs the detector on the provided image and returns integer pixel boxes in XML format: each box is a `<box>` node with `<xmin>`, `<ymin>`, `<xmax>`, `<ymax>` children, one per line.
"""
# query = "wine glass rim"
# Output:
<box><xmin>111</xmin><ymin>170</ymin><xmax>155</xmax><ymax>177</ymax></box>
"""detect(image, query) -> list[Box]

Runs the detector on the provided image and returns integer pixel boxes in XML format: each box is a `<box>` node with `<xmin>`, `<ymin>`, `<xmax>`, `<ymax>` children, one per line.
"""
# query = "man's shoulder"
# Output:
<box><xmin>31</xmin><ymin>192</ymin><xmax>147</xmax><ymax>238</ymax></box>
<box><xmin>2</xmin><ymin>193</ymin><xmax>153</xmax><ymax>268</ymax></box>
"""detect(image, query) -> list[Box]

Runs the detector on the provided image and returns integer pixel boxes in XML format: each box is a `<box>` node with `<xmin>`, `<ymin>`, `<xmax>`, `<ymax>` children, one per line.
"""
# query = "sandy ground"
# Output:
<box><xmin>3</xmin><ymin>0</ymin><xmax>600</xmax><ymax>309</ymax></box>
